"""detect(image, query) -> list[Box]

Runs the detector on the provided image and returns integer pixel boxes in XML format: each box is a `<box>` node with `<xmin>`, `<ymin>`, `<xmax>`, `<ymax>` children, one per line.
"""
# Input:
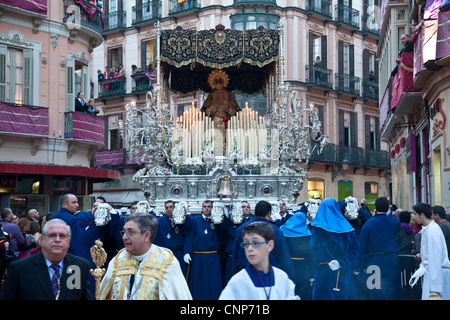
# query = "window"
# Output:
<box><xmin>0</xmin><ymin>45</ymin><xmax>32</xmax><ymax>105</ymax></box>
<box><xmin>308</xmin><ymin>179</ymin><xmax>325</xmax><ymax>199</ymax></box>
<box><xmin>230</xmin><ymin>13</ymin><xmax>280</xmax><ymax>31</ymax></box>
<box><xmin>339</xmin><ymin>110</ymin><xmax>357</xmax><ymax>147</ymax></box>
<box><xmin>141</xmin><ymin>39</ymin><xmax>157</xmax><ymax>70</ymax></box>
<box><xmin>364</xmin><ymin>182</ymin><xmax>378</xmax><ymax>210</ymax></box>
<box><xmin>338</xmin><ymin>179</ymin><xmax>353</xmax><ymax>202</ymax></box>
<box><xmin>109</xmin><ymin>128</ymin><xmax>122</xmax><ymax>149</ymax></box>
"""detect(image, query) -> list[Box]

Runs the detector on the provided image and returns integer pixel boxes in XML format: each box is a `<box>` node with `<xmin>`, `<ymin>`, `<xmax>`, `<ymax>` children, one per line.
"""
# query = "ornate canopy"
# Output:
<box><xmin>160</xmin><ymin>25</ymin><xmax>279</xmax><ymax>95</ymax></box>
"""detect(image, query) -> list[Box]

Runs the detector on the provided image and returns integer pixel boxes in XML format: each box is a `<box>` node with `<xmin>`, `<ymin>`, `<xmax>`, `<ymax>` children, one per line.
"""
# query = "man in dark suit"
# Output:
<box><xmin>75</xmin><ymin>92</ymin><xmax>87</xmax><ymax>113</ymax></box>
<box><xmin>0</xmin><ymin>218</ymin><xmax>93</xmax><ymax>300</ymax></box>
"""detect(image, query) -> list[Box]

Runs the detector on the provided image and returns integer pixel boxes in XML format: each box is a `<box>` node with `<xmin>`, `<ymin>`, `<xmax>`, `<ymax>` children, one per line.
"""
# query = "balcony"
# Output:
<box><xmin>309</xmin><ymin>142</ymin><xmax>390</xmax><ymax>169</ymax></box>
<box><xmin>62</xmin><ymin>0</ymin><xmax>103</xmax><ymax>39</ymax></box>
<box><xmin>0</xmin><ymin>102</ymin><xmax>49</xmax><ymax>137</ymax></box>
<box><xmin>95</xmin><ymin>148</ymin><xmax>125</xmax><ymax>167</ymax></box>
<box><xmin>64</xmin><ymin>111</ymin><xmax>104</xmax><ymax>145</ymax></box>
<box><xmin>98</xmin><ymin>78</ymin><xmax>126</xmax><ymax>99</ymax></box>
<box><xmin>305</xmin><ymin>65</ymin><xmax>333</xmax><ymax>90</ymax></box>
<box><xmin>362</xmin><ymin>75</ymin><xmax>378</xmax><ymax>101</ymax></box>
<box><xmin>168</xmin><ymin>0</ymin><xmax>201</xmax><ymax>17</ymax></box>
<box><xmin>132</xmin><ymin>1</ymin><xmax>162</xmax><ymax>26</ymax></box>
<box><xmin>233</xmin><ymin>0</ymin><xmax>277</xmax><ymax>5</ymax></box>
<box><xmin>335</xmin><ymin>4</ymin><xmax>360</xmax><ymax>30</ymax></box>
<box><xmin>131</xmin><ymin>73</ymin><xmax>153</xmax><ymax>94</ymax></box>
<box><xmin>361</xmin><ymin>14</ymin><xmax>379</xmax><ymax>37</ymax></box>
<box><xmin>335</xmin><ymin>73</ymin><xmax>360</xmax><ymax>96</ymax></box>
<box><xmin>103</xmin><ymin>10</ymin><xmax>126</xmax><ymax>33</ymax></box>
<box><xmin>305</xmin><ymin>0</ymin><xmax>332</xmax><ymax>19</ymax></box>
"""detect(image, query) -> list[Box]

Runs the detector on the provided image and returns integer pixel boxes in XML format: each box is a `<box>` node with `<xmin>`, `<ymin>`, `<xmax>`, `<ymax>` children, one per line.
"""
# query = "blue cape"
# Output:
<box><xmin>280</xmin><ymin>212</ymin><xmax>311</xmax><ymax>237</ymax></box>
<box><xmin>311</xmin><ymin>198</ymin><xmax>354</xmax><ymax>233</ymax></box>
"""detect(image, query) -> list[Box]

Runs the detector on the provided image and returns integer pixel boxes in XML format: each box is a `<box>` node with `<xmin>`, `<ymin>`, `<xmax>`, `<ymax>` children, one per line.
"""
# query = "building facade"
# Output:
<box><xmin>378</xmin><ymin>0</ymin><xmax>450</xmax><ymax>210</ymax></box>
<box><xmin>0</xmin><ymin>0</ymin><xmax>119</xmax><ymax>215</ymax></box>
<box><xmin>91</xmin><ymin>0</ymin><xmax>390</xmax><ymax>208</ymax></box>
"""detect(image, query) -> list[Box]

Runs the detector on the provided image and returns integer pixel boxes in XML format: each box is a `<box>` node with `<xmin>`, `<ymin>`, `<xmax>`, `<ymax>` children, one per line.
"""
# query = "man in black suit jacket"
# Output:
<box><xmin>0</xmin><ymin>218</ymin><xmax>93</xmax><ymax>300</ymax></box>
<box><xmin>75</xmin><ymin>92</ymin><xmax>87</xmax><ymax>113</ymax></box>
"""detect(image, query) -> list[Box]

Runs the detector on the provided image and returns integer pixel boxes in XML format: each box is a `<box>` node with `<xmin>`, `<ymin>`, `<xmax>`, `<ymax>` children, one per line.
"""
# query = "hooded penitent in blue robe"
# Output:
<box><xmin>280</xmin><ymin>212</ymin><xmax>314</xmax><ymax>299</ymax></box>
<box><xmin>309</xmin><ymin>198</ymin><xmax>360</xmax><ymax>300</ymax></box>
<box><xmin>355</xmin><ymin>212</ymin><xmax>403</xmax><ymax>300</ymax></box>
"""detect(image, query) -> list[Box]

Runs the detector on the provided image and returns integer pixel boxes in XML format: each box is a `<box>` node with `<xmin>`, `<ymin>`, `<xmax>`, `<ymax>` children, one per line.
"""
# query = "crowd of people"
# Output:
<box><xmin>0</xmin><ymin>193</ymin><xmax>449</xmax><ymax>301</ymax></box>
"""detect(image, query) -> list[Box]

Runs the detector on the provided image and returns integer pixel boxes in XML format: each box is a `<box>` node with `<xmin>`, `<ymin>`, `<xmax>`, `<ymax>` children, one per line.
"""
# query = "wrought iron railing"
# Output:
<box><xmin>335</xmin><ymin>4</ymin><xmax>360</xmax><ymax>29</ymax></box>
<box><xmin>132</xmin><ymin>1</ymin><xmax>162</xmax><ymax>25</ymax></box>
<box><xmin>103</xmin><ymin>10</ymin><xmax>126</xmax><ymax>32</ymax></box>
<box><xmin>305</xmin><ymin>65</ymin><xmax>333</xmax><ymax>89</ymax></box>
<box><xmin>168</xmin><ymin>0</ymin><xmax>201</xmax><ymax>15</ymax></box>
<box><xmin>62</xmin><ymin>0</ymin><xmax>103</xmax><ymax>35</ymax></box>
<box><xmin>131</xmin><ymin>74</ymin><xmax>153</xmax><ymax>93</ymax></box>
<box><xmin>335</xmin><ymin>73</ymin><xmax>361</xmax><ymax>96</ymax></box>
<box><xmin>305</xmin><ymin>0</ymin><xmax>332</xmax><ymax>18</ymax></box>
<box><xmin>98</xmin><ymin>78</ymin><xmax>126</xmax><ymax>98</ymax></box>
<box><xmin>362</xmin><ymin>75</ymin><xmax>379</xmax><ymax>100</ymax></box>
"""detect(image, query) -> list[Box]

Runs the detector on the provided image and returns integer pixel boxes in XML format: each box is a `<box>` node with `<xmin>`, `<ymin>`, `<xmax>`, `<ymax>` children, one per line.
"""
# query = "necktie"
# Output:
<box><xmin>49</xmin><ymin>264</ymin><xmax>61</xmax><ymax>299</ymax></box>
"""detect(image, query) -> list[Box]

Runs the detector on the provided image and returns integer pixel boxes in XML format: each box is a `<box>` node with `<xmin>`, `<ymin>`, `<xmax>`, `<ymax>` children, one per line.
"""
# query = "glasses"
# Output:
<box><xmin>45</xmin><ymin>233</ymin><xmax>70</xmax><ymax>240</ymax></box>
<box><xmin>121</xmin><ymin>230</ymin><xmax>142</xmax><ymax>237</ymax></box>
<box><xmin>240</xmin><ymin>241</ymin><xmax>269</xmax><ymax>249</ymax></box>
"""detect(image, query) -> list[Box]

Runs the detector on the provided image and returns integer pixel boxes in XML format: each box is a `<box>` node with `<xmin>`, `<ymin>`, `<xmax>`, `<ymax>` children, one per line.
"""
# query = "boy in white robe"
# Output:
<box><xmin>410</xmin><ymin>203</ymin><xmax>450</xmax><ymax>300</ymax></box>
<box><xmin>219</xmin><ymin>221</ymin><xmax>298</xmax><ymax>300</ymax></box>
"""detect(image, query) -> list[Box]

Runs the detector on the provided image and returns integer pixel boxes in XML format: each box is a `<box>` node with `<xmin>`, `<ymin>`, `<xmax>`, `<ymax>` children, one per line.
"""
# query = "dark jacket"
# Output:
<box><xmin>0</xmin><ymin>251</ymin><xmax>93</xmax><ymax>300</ymax></box>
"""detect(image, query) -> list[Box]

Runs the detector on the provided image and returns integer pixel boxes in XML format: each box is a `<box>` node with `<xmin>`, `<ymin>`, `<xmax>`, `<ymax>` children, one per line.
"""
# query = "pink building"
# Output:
<box><xmin>0</xmin><ymin>0</ymin><xmax>119</xmax><ymax>215</ymax></box>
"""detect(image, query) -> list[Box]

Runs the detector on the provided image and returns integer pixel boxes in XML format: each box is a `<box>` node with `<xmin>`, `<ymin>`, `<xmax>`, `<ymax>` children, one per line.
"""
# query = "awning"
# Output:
<box><xmin>0</xmin><ymin>162</ymin><xmax>120</xmax><ymax>181</ymax></box>
<box><xmin>92</xmin><ymin>190</ymin><xmax>145</xmax><ymax>206</ymax></box>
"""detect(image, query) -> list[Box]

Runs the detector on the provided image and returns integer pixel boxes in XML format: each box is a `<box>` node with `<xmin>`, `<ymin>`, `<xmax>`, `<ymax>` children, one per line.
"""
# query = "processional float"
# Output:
<box><xmin>118</xmin><ymin>22</ymin><xmax>328</xmax><ymax>223</ymax></box>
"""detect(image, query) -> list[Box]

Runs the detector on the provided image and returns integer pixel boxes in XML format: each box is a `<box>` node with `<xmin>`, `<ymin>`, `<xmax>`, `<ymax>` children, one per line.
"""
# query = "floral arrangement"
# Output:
<box><xmin>183</xmin><ymin>156</ymin><xmax>203</xmax><ymax>167</ymax></box>
<box><xmin>228</xmin><ymin>139</ymin><xmax>243</xmax><ymax>163</ymax></box>
<box><xmin>258</xmin><ymin>146</ymin><xmax>271</xmax><ymax>165</ymax></box>
<box><xmin>132</xmin><ymin>165</ymin><xmax>174</xmax><ymax>181</ymax></box>
<box><xmin>240</xmin><ymin>155</ymin><xmax>260</xmax><ymax>167</ymax></box>
<box><xmin>201</xmin><ymin>141</ymin><xmax>215</xmax><ymax>163</ymax></box>
<box><xmin>270</xmin><ymin>166</ymin><xmax>308</xmax><ymax>177</ymax></box>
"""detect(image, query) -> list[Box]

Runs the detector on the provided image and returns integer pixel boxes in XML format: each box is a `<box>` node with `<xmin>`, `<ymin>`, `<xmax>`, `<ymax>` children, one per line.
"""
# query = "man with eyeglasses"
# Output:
<box><xmin>0</xmin><ymin>218</ymin><xmax>93</xmax><ymax>300</ymax></box>
<box><xmin>98</xmin><ymin>212</ymin><xmax>192</xmax><ymax>300</ymax></box>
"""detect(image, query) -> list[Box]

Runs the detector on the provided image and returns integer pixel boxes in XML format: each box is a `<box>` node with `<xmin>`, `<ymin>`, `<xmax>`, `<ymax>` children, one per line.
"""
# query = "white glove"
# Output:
<box><xmin>183</xmin><ymin>253</ymin><xmax>191</xmax><ymax>264</ymax></box>
<box><xmin>329</xmin><ymin>260</ymin><xmax>340</xmax><ymax>271</ymax></box>
<box><xmin>409</xmin><ymin>266</ymin><xmax>427</xmax><ymax>287</ymax></box>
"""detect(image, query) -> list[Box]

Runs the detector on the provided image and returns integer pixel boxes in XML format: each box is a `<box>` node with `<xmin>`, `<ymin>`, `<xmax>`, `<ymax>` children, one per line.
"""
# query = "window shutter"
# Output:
<box><xmin>321</xmin><ymin>35</ymin><xmax>327</xmax><ymax>69</ymax></box>
<box><xmin>22</xmin><ymin>49</ymin><xmax>33</xmax><ymax>105</ymax></box>
<box><xmin>338</xmin><ymin>41</ymin><xmax>344</xmax><ymax>74</ymax></box>
<box><xmin>118</xmin><ymin>46</ymin><xmax>123</xmax><ymax>66</ymax></box>
<box><xmin>141</xmin><ymin>40</ymin><xmax>147</xmax><ymax>70</ymax></box>
<box><xmin>375</xmin><ymin>117</ymin><xmax>380</xmax><ymax>150</ymax></box>
<box><xmin>363</xmin><ymin>49</ymin><xmax>369</xmax><ymax>79</ymax></box>
<box><xmin>339</xmin><ymin>110</ymin><xmax>345</xmax><ymax>145</ymax></box>
<box><xmin>66</xmin><ymin>58</ymin><xmax>75</xmax><ymax>111</ymax></box>
<box><xmin>309</xmin><ymin>31</ymin><xmax>314</xmax><ymax>66</ymax></box>
<box><xmin>365</xmin><ymin>115</ymin><xmax>370</xmax><ymax>149</ymax></box>
<box><xmin>0</xmin><ymin>45</ymin><xmax>6</xmax><ymax>102</ymax></box>
<box><xmin>350</xmin><ymin>112</ymin><xmax>357</xmax><ymax>147</ymax></box>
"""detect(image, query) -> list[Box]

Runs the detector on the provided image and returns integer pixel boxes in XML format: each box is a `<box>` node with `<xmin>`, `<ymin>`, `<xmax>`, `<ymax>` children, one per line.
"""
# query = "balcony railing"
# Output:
<box><xmin>95</xmin><ymin>148</ymin><xmax>125</xmax><ymax>167</ymax></box>
<box><xmin>305</xmin><ymin>65</ymin><xmax>333</xmax><ymax>89</ymax></box>
<box><xmin>0</xmin><ymin>102</ymin><xmax>49</xmax><ymax>136</ymax></box>
<box><xmin>64</xmin><ymin>111</ymin><xmax>105</xmax><ymax>145</ymax></box>
<box><xmin>63</xmin><ymin>0</ymin><xmax>103</xmax><ymax>36</ymax></box>
<box><xmin>362</xmin><ymin>75</ymin><xmax>378</xmax><ymax>100</ymax></box>
<box><xmin>132</xmin><ymin>1</ymin><xmax>162</xmax><ymax>25</ymax></box>
<box><xmin>335</xmin><ymin>4</ymin><xmax>360</xmax><ymax>29</ymax></box>
<box><xmin>305</xmin><ymin>0</ymin><xmax>332</xmax><ymax>18</ymax></box>
<box><xmin>361</xmin><ymin>14</ymin><xmax>379</xmax><ymax>36</ymax></box>
<box><xmin>168</xmin><ymin>0</ymin><xmax>201</xmax><ymax>15</ymax></box>
<box><xmin>335</xmin><ymin>73</ymin><xmax>360</xmax><ymax>96</ymax></box>
<box><xmin>98</xmin><ymin>78</ymin><xmax>126</xmax><ymax>99</ymax></box>
<box><xmin>309</xmin><ymin>142</ymin><xmax>390</xmax><ymax>169</ymax></box>
<box><xmin>103</xmin><ymin>10</ymin><xmax>126</xmax><ymax>32</ymax></box>
<box><xmin>131</xmin><ymin>73</ymin><xmax>153</xmax><ymax>93</ymax></box>
<box><xmin>233</xmin><ymin>0</ymin><xmax>277</xmax><ymax>5</ymax></box>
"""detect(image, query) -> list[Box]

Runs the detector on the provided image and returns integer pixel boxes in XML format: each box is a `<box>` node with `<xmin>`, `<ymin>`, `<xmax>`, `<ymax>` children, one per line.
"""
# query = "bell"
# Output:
<box><xmin>217</xmin><ymin>175</ymin><xmax>233</xmax><ymax>197</ymax></box>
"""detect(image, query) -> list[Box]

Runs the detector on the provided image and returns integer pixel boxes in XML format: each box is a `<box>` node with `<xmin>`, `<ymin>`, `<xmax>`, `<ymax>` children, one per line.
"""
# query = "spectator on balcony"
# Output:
<box><xmin>118</xmin><ymin>64</ymin><xmax>125</xmax><ymax>78</ymax></box>
<box><xmin>97</xmin><ymin>69</ymin><xmax>105</xmax><ymax>81</ymax></box>
<box><xmin>86</xmin><ymin>99</ymin><xmax>100</xmax><ymax>116</ymax></box>
<box><xmin>368</xmin><ymin>71</ymin><xmax>376</xmax><ymax>94</ymax></box>
<box><xmin>75</xmin><ymin>92</ymin><xmax>88</xmax><ymax>113</ymax></box>
<box><xmin>131</xmin><ymin>64</ymin><xmax>138</xmax><ymax>75</ymax></box>
<box><xmin>314</xmin><ymin>56</ymin><xmax>322</xmax><ymax>83</ymax></box>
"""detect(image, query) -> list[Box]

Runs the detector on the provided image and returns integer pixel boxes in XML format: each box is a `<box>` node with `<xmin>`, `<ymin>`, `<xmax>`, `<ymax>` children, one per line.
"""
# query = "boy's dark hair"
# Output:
<box><xmin>375</xmin><ymin>197</ymin><xmax>390</xmax><ymax>213</ymax></box>
<box><xmin>243</xmin><ymin>221</ymin><xmax>275</xmax><ymax>242</ymax></box>
<box><xmin>399</xmin><ymin>211</ymin><xmax>411</xmax><ymax>223</ymax></box>
<box><xmin>412</xmin><ymin>203</ymin><xmax>432</xmax><ymax>219</ymax></box>
<box><xmin>254</xmin><ymin>200</ymin><xmax>271</xmax><ymax>218</ymax></box>
<box><xmin>432</xmin><ymin>205</ymin><xmax>447</xmax><ymax>219</ymax></box>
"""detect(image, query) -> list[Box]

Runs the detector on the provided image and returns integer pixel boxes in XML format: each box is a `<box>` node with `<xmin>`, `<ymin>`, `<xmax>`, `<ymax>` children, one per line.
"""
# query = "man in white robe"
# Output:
<box><xmin>410</xmin><ymin>203</ymin><xmax>450</xmax><ymax>300</ymax></box>
<box><xmin>98</xmin><ymin>213</ymin><xmax>192</xmax><ymax>300</ymax></box>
